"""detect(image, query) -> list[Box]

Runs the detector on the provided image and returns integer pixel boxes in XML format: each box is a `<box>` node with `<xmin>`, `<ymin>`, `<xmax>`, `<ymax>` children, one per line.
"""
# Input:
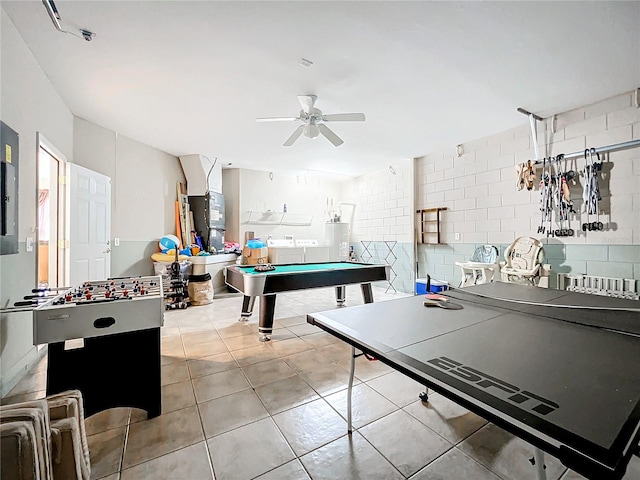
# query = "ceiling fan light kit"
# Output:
<box><xmin>303</xmin><ymin>123</ymin><xmax>320</xmax><ymax>139</ymax></box>
<box><xmin>257</xmin><ymin>95</ymin><xmax>365</xmax><ymax>147</ymax></box>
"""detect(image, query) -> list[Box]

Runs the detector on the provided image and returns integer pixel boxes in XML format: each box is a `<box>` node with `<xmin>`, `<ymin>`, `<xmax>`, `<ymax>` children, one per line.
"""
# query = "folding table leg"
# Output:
<box><xmin>533</xmin><ymin>447</ymin><xmax>546</xmax><ymax>480</ymax></box>
<box><xmin>347</xmin><ymin>345</ymin><xmax>356</xmax><ymax>433</ymax></box>
<box><xmin>419</xmin><ymin>387</ymin><xmax>430</xmax><ymax>402</ymax></box>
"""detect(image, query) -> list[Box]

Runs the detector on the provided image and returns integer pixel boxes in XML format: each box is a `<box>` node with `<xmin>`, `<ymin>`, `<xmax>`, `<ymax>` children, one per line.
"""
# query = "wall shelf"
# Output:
<box><xmin>243</xmin><ymin>211</ymin><xmax>313</xmax><ymax>226</ymax></box>
<box><xmin>416</xmin><ymin>207</ymin><xmax>447</xmax><ymax>244</ymax></box>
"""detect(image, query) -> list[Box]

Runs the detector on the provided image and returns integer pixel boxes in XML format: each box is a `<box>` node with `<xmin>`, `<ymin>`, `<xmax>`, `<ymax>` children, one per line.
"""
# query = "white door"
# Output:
<box><xmin>67</xmin><ymin>163</ymin><xmax>111</xmax><ymax>285</ymax></box>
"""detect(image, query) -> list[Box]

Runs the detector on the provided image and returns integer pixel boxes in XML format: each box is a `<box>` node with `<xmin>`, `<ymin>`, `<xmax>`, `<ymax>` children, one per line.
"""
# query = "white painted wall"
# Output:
<box><xmin>235</xmin><ymin>169</ymin><xmax>345</xmax><ymax>245</ymax></box>
<box><xmin>0</xmin><ymin>10</ymin><xmax>74</xmax><ymax>396</ymax></box>
<box><xmin>74</xmin><ymin>116</ymin><xmax>186</xmax><ymax>276</ymax></box>
<box><xmin>74</xmin><ymin>118</ymin><xmax>185</xmax><ymax>242</ymax></box>
<box><xmin>73</xmin><ymin>118</ymin><xmax>116</xmax><ymax>180</ymax></box>
<box><xmin>222</xmin><ymin>168</ymin><xmax>240</xmax><ymax>243</ymax></box>
<box><xmin>114</xmin><ymin>135</ymin><xmax>185</xmax><ymax>240</ymax></box>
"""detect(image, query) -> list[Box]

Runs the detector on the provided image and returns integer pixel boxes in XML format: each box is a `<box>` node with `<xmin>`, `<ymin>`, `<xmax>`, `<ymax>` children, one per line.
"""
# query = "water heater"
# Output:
<box><xmin>325</xmin><ymin>222</ymin><xmax>350</xmax><ymax>261</ymax></box>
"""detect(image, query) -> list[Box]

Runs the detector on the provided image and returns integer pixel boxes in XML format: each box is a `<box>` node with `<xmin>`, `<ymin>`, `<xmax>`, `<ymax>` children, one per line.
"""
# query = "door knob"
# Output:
<box><xmin>103</xmin><ymin>247</ymin><xmax>111</xmax><ymax>254</ymax></box>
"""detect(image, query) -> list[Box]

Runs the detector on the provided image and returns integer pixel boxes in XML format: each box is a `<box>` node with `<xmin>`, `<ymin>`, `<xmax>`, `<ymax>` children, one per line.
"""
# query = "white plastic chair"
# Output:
<box><xmin>455</xmin><ymin>245</ymin><xmax>500</xmax><ymax>287</ymax></box>
<box><xmin>499</xmin><ymin>236</ymin><xmax>551</xmax><ymax>288</ymax></box>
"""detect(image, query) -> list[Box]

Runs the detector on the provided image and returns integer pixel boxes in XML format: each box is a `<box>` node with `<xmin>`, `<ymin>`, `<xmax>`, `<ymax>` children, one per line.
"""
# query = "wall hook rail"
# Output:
<box><xmin>533</xmin><ymin>139</ymin><xmax>640</xmax><ymax>165</ymax></box>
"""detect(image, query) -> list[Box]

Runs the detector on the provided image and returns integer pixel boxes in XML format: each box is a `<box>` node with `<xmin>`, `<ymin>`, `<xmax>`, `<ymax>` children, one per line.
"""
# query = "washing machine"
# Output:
<box><xmin>267</xmin><ymin>238</ymin><xmax>304</xmax><ymax>264</ymax></box>
<box><xmin>296</xmin><ymin>239</ymin><xmax>329</xmax><ymax>263</ymax></box>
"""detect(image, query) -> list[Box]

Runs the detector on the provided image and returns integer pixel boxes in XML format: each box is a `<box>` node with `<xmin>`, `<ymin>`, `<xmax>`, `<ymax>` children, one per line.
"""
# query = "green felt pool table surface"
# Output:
<box><xmin>234</xmin><ymin>262</ymin><xmax>373</xmax><ymax>275</ymax></box>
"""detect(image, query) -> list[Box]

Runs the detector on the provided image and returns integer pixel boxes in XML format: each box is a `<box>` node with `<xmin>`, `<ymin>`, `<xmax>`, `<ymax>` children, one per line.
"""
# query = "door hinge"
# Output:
<box><xmin>58</xmin><ymin>239</ymin><xmax>70</xmax><ymax>249</ymax></box>
<box><xmin>58</xmin><ymin>175</ymin><xmax>67</xmax><ymax>185</ymax></box>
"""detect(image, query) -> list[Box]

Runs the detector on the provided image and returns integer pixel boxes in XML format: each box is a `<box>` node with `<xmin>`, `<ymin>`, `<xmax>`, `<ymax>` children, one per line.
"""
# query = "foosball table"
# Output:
<box><xmin>13</xmin><ymin>275</ymin><xmax>164</xmax><ymax>418</ymax></box>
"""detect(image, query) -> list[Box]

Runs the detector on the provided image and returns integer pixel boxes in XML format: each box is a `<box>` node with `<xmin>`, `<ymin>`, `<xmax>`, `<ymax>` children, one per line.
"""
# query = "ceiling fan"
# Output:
<box><xmin>256</xmin><ymin>95</ymin><xmax>365</xmax><ymax>147</ymax></box>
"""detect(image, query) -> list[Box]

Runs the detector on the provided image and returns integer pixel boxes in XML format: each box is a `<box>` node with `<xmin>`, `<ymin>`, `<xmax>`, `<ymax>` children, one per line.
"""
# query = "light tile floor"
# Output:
<box><xmin>3</xmin><ymin>285</ymin><xmax>639</xmax><ymax>480</ymax></box>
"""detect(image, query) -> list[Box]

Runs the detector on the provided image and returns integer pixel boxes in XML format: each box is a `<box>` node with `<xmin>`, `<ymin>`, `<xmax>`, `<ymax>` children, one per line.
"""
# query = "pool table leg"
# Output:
<box><xmin>258</xmin><ymin>294</ymin><xmax>277</xmax><ymax>342</ymax></box>
<box><xmin>239</xmin><ymin>295</ymin><xmax>256</xmax><ymax>322</ymax></box>
<box><xmin>361</xmin><ymin>283</ymin><xmax>374</xmax><ymax>304</ymax></box>
<box><xmin>335</xmin><ymin>286</ymin><xmax>346</xmax><ymax>305</ymax></box>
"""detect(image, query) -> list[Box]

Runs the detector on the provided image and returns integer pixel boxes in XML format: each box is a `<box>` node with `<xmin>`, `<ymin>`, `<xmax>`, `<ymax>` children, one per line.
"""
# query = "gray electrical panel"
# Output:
<box><xmin>1</xmin><ymin>121</ymin><xmax>19</xmax><ymax>255</ymax></box>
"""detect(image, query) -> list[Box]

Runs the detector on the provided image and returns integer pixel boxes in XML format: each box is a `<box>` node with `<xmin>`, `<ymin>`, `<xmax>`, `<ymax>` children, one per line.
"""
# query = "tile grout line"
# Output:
<box><xmin>193</xmin><ymin>380</ymin><xmax>217</xmax><ymax>479</ymax></box>
<box><xmin>187</xmin><ymin>313</ymin><xmax>229</xmax><ymax>479</ymax></box>
<box><xmin>117</xmin><ymin>408</ymin><xmax>132</xmax><ymax>477</ymax></box>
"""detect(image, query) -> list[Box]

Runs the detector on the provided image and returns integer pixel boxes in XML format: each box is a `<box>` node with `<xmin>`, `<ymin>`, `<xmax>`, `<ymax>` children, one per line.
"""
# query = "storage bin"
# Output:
<box><xmin>416</xmin><ymin>278</ymin><xmax>448</xmax><ymax>294</ymax></box>
<box><xmin>188</xmin><ymin>273</ymin><xmax>213</xmax><ymax>305</ymax></box>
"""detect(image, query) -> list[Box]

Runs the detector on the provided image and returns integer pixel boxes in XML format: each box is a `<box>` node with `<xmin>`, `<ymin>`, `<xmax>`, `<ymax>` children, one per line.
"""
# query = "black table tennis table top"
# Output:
<box><xmin>306</xmin><ymin>283</ymin><xmax>640</xmax><ymax>480</ymax></box>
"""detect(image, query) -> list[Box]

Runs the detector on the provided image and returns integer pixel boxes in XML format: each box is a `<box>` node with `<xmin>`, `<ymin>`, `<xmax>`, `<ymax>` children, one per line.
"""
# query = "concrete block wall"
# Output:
<box><xmin>416</xmin><ymin>89</ymin><xmax>640</xmax><ymax>289</ymax></box>
<box><xmin>343</xmin><ymin>159</ymin><xmax>415</xmax><ymax>293</ymax></box>
<box><xmin>419</xmin><ymin>242</ymin><xmax>640</xmax><ymax>291</ymax></box>
<box><xmin>345</xmin><ymin>160</ymin><xmax>414</xmax><ymax>243</ymax></box>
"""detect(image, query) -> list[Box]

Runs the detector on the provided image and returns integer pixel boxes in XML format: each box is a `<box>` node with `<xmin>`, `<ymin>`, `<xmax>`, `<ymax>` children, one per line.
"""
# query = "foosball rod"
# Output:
<box><xmin>10</xmin><ymin>299</ymin><xmax>50</xmax><ymax>308</ymax></box>
<box><xmin>0</xmin><ymin>307</ymin><xmax>39</xmax><ymax>313</ymax></box>
<box><xmin>77</xmin><ymin>281</ymin><xmax>163</xmax><ymax>287</ymax></box>
<box><xmin>31</xmin><ymin>286</ymin><xmax>70</xmax><ymax>293</ymax></box>
<box><xmin>23</xmin><ymin>293</ymin><xmax>61</xmax><ymax>300</ymax></box>
<box><xmin>70</xmin><ymin>283</ymin><xmax>164</xmax><ymax>292</ymax></box>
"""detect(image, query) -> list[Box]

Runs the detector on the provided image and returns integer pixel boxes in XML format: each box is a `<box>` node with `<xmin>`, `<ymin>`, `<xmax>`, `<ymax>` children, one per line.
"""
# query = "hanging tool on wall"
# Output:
<box><xmin>551</xmin><ymin>154</ymin><xmax>575</xmax><ymax>237</ymax></box>
<box><xmin>525</xmin><ymin>160</ymin><xmax>536</xmax><ymax>190</ymax></box>
<box><xmin>516</xmin><ymin>162</ymin><xmax>525</xmax><ymax>191</ymax></box>
<box><xmin>582</xmin><ymin>148</ymin><xmax>603</xmax><ymax>231</ymax></box>
<box><xmin>516</xmin><ymin>160</ymin><xmax>536</xmax><ymax>191</ymax></box>
<box><xmin>517</xmin><ymin>113</ymin><xmax>541</xmax><ymax>192</ymax></box>
<box><xmin>537</xmin><ymin>156</ymin><xmax>553</xmax><ymax>234</ymax></box>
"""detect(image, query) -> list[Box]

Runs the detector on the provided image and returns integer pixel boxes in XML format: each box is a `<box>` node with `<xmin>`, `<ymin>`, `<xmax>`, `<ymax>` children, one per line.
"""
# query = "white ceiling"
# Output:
<box><xmin>3</xmin><ymin>1</ymin><xmax>639</xmax><ymax>178</ymax></box>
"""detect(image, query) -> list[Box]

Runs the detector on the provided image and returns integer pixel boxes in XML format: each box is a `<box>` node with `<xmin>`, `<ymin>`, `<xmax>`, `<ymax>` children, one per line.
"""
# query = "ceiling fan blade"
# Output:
<box><xmin>297</xmin><ymin>95</ymin><xmax>317</xmax><ymax>114</ymax></box>
<box><xmin>256</xmin><ymin>117</ymin><xmax>300</xmax><ymax>122</ymax></box>
<box><xmin>322</xmin><ymin>113</ymin><xmax>366</xmax><ymax>122</ymax></box>
<box><xmin>283</xmin><ymin>125</ymin><xmax>304</xmax><ymax>146</ymax></box>
<box><xmin>318</xmin><ymin>124</ymin><xmax>344</xmax><ymax>147</ymax></box>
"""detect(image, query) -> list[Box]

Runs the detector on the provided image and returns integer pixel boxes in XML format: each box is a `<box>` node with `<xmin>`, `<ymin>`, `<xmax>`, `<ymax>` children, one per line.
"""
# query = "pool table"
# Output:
<box><xmin>225</xmin><ymin>261</ymin><xmax>389</xmax><ymax>341</ymax></box>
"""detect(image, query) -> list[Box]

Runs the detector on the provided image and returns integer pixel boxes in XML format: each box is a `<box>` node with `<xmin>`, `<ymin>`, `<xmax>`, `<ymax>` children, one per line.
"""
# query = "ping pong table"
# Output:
<box><xmin>306</xmin><ymin>282</ymin><xmax>640</xmax><ymax>480</ymax></box>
